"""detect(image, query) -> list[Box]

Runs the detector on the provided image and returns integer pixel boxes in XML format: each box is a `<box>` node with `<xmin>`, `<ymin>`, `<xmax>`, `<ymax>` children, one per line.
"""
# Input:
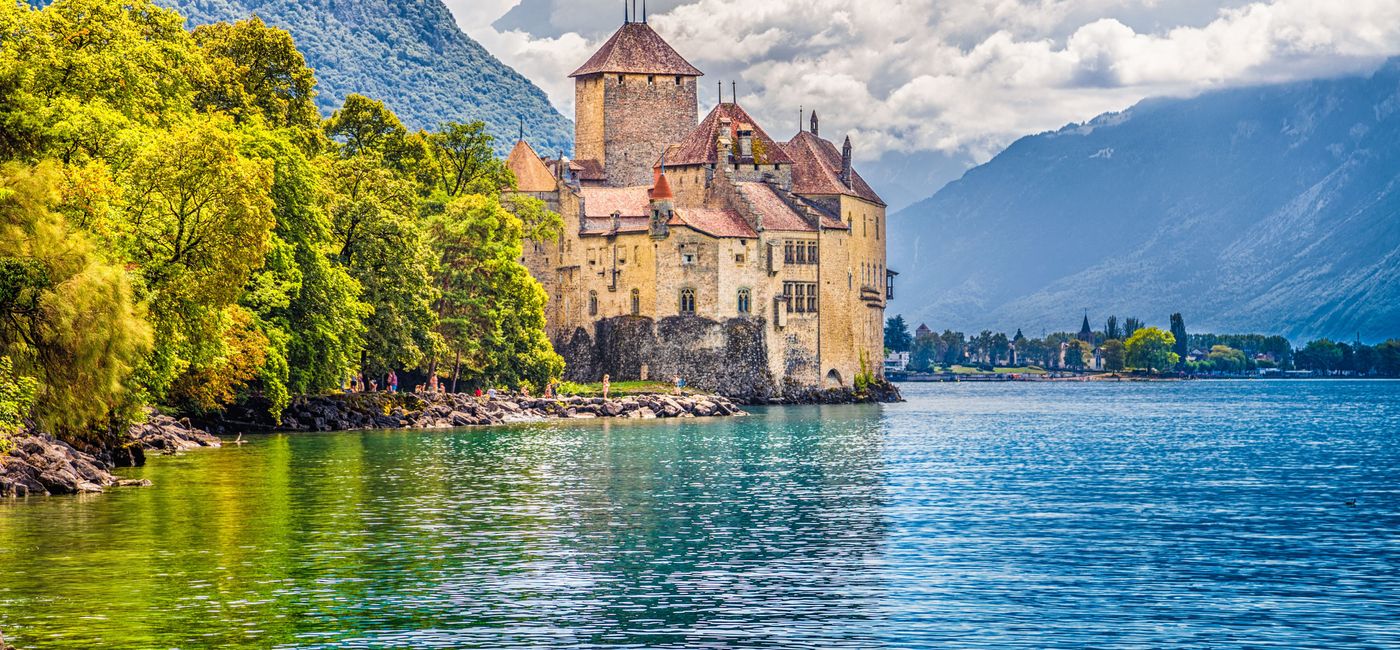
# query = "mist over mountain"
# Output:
<box><xmin>159</xmin><ymin>0</ymin><xmax>573</xmax><ymax>154</ymax></box>
<box><xmin>889</xmin><ymin>60</ymin><xmax>1400</xmax><ymax>343</ymax></box>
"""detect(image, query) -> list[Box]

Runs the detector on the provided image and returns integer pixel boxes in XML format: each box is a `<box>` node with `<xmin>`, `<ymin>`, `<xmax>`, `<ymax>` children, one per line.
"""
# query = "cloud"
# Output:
<box><xmin>448</xmin><ymin>0</ymin><xmax>1400</xmax><ymax>164</ymax></box>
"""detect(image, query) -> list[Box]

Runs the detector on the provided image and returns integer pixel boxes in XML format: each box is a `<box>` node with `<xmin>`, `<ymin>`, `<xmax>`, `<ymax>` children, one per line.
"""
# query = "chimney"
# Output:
<box><xmin>717</xmin><ymin>117</ymin><xmax>734</xmax><ymax>162</ymax></box>
<box><xmin>737</xmin><ymin>125</ymin><xmax>754</xmax><ymax>159</ymax></box>
<box><xmin>810</xmin><ymin>111</ymin><xmax>819</xmax><ymax>137</ymax></box>
<box><xmin>840</xmin><ymin>135</ymin><xmax>853</xmax><ymax>188</ymax></box>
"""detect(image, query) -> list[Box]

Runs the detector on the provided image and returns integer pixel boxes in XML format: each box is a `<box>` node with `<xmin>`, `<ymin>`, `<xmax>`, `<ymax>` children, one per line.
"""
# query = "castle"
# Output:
<box><xmin>507</xmin><ymin>17</ymin><xmax>892</xmax><ymax>399</ymax></box>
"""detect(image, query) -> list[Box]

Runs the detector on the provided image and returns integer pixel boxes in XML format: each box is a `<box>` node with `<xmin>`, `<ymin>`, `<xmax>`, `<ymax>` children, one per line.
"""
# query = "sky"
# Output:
<box><xmin>443</xmin><ymin>0</ymin><xmax>1400</xmax><ymax>209</ymax></box>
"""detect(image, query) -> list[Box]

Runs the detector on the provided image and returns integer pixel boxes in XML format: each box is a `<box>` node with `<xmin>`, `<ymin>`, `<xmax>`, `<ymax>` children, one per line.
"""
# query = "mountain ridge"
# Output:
<box><xmin>889</xmin><ymin>60</ymin><xmax>1400</xmax><ymax>343</ymax></box>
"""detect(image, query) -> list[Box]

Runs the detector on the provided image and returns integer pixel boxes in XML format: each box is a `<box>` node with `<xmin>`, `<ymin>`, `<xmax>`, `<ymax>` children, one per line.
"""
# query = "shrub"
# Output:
<box><xmin>0</xmin><ymin>356</ymin><xmax>38</xmax><ymax>454</ymax></box>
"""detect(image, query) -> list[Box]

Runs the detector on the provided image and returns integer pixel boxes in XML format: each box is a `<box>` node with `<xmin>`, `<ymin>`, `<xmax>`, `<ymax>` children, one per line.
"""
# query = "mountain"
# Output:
<box><xmin>889</xmin><ymin>61</ymin><xmax>1400</xmax><ymax>343</ymax></box>
<box><xmin>160</xmin><ymin>0</ymin><xmax>573</xmax><ymax>154</ymax></box>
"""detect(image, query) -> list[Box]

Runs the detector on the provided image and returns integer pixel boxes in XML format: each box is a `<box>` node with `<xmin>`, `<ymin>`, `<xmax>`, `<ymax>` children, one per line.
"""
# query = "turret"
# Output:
<box><xmin>649</xmin><ymin>169</ymin><xmax>673</xmax><ymax>238</ymax></box>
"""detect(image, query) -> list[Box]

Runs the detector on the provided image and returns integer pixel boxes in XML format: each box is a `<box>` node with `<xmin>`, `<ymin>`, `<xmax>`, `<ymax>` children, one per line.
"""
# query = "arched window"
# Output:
<box><xmin>679</xmin><ymin>288</ymin><xmax>696</xmax><ymax>315</ymax></box>
<box><xmin>589</xmin><ymin>291</ymin><xmax>598</xmax><ymax>316</ymax></box>
<box><xmin>737</xmin><ymin>288</ymin><xmax>751</xmax><ymax>315</ymax></box>
<box><xmin>631</xmin><ymin>288</ymin><xmax>640</xmax><ymax>316</ymax></box>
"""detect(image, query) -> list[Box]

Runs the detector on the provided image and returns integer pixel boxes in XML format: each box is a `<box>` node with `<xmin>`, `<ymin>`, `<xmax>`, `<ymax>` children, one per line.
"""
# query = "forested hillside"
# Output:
<box><xmin>890</xmin><ymin>62</ymin><xmax>1400</xmax><ymax>342</ymax></box>
<box><xmin>113</xmin><ymin>0</ymin><xmax>573</xmax><ymax>154</ymax></box>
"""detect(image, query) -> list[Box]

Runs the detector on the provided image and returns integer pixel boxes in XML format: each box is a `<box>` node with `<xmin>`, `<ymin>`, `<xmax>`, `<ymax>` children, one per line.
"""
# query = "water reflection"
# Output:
<box><xmin>0</xmin><ymin>404</ymin><xmax>889</xmax><ymax>648</ymax></box>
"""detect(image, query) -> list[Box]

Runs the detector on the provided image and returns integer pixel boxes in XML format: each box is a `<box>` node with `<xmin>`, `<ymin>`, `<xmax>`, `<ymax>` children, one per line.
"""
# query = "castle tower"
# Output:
<box><xmin>570</xmin><ymin>20</ymin><xmax>703</xmax><ymax>187</ymax></box>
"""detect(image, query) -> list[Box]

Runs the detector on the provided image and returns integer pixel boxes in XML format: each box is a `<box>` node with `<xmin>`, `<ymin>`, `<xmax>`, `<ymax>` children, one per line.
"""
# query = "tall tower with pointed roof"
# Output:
<box><xmin>571</xmin><ymin>19</ymin><xmax>703</xmax><ymax>187</ymax></box>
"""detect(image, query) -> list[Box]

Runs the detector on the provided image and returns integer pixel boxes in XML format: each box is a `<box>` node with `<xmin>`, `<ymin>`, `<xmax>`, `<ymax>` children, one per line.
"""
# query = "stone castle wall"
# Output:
<box><xmin>599</xmin><ymin>73</ymin><xmax>698</xmax><ymax>187</ymax></box>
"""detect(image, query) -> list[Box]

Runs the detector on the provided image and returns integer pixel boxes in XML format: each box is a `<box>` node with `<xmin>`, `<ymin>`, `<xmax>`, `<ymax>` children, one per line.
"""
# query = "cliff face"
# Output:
<box><xmin>890</xmin><ymin>61</ymin><xmax>1400</xmax><ymax>342</ymax></box>
<box><xmin>159</xmin><ymin>0</ymin><xmax>574</xmax><ymax>154</ymax></box>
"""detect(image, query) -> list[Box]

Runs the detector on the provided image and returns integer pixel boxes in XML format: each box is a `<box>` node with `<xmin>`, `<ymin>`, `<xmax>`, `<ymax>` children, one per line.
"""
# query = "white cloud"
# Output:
<box><xmin>446</xmin><ymin>0</ymin><xmax>1400</xmax><ymax>164</ymax></box>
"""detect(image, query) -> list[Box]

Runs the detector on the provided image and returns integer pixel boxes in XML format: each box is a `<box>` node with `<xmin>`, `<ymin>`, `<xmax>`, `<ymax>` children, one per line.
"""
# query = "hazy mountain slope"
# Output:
<box><xmin>889</xmin><ymin>61</ymin><xmax>1400</xmax><ymax>342</ymax></box>
<box><xmin>161</xmin><ymin>0</ymin><xmax>573</xmax><ymax>154</ymax></box>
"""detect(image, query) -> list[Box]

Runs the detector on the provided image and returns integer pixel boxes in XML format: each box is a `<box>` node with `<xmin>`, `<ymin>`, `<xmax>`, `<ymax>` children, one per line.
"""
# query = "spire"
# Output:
<box><xmin>650</xmin><ymin>169</ymin><xmax>673</xmax><ymax>200</ymax></box>
<box><xmin>810</xmin><ymin>111</ymin><xmax>819</xmax><ymax>137</ymax></box>
<box><xmin>840</xmin><ymin>135</ymin><xmax>853</xmax><ymax>188</ymax></box>
<box><xmin>624</xmin><ymin>0</ymin><xmax>629</xmax><ymax>23</ymax></box>
<box><xmin>799</xmin><ymin>106</ymin><xmax>804</xmax><ymax>133</ymax></box>
<box><xmin>643</xmin><ymin>0</ymin><xmax>647</xmax><ymax>22</ymax></box>
<box><xmin>517</xmin><ymin>116</ymin><xmax>524</xmax><ymax>142</ymax></box>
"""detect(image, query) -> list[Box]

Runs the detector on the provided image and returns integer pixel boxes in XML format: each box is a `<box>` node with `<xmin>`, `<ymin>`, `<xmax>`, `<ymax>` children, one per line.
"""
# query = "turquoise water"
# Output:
<box><xmin>1</xmin><ymin>381</ymin><xmax>1398</xmax><ymax>648</ymax></box>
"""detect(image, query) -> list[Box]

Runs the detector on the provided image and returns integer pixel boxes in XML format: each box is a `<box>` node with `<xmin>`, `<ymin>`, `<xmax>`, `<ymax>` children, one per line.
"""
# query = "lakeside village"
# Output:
<box><xmin>883</xmin><ymin>314</ymin><xmax>1400</xmax><ymax>381</ymax></box>
<box><xmin>0</xmin><ymin>2</ymin><xmax>897</xmax><ymax>497</ymax></box>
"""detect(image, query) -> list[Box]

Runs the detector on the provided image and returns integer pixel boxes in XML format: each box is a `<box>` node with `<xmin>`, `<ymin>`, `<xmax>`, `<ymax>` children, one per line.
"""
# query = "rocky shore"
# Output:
<box><xmin>202</xmin><ymin>391</ymin><xmax>747</xmax><ymax>434</ymax></box>
<box><xmin>0</xmin><ymin>413</ymin><xmax>220</xmax><ymax>497</ymax></box>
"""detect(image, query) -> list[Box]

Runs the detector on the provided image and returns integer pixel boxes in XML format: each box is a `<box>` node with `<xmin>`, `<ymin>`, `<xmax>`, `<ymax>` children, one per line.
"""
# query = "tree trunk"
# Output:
<box><xmin>451</xmin><ymin>352</ymin><xmax>461</xmax><ymax>394</ymax></box>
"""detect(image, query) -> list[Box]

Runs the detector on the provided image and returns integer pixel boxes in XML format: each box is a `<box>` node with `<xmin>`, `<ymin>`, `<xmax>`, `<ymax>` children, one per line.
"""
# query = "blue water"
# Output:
<box><xmin>0</xmin><ymin>380</ymin><xmax>1397</xmax><ymax>648</ymax></box>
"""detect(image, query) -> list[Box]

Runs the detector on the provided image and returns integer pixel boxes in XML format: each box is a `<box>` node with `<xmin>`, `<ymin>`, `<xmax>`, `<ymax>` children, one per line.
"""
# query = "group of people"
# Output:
<box><xmin>345</xmin><ymin>370</ymin><xmax>399</xmax><ymax>394</ymax></box>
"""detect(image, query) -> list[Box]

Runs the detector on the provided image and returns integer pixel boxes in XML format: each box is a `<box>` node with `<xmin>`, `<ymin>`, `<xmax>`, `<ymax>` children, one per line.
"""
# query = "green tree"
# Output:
<box><xmin>428</xmin><ymin>121</ymin><xmax>513</xmax><ymax>197</ymax></box>
<box><xmin>0</xmin><ymin>0</ymin><xmax>205</xmax><ymax>163</ymax></box>
<box><xmin>192</xmin><ymin>16</ymin><xmax>320</xmax><ymax>131</ymax></box>
<box><xmin>1123</xmin><ymin>317</ymin><xmax>1143</xmax><ymax>339</ymax></box>
<box><xmin>0</xmin><ymin>355</ymin><xmax>38</xmax><ymax>453</ymax></box>
<box><xmin>1104</xmin><ymin>316</ymin><xmax>1121</xmax><ymax>341</ymax></box>
<box><xmin>1101</xmin><ymin>339</ymin><xmax>1126</xmax><ymax>372</ymax></box>
<box><xmin>1206</xmin><ymin>345</ymin><xmax>1246</xmax><ymax>374</ymax></box>
<box><xmin>1064</xmin><ymin>339</ymin><xmax>1091</xmax><ymax>370</ymax></box>
<box><xmin>323</xmin><ymin>94</ymin><xmax>427</xmax><ymax>174</ymax></box>
<box><xmin>0</xmin><ymin>163</ymin><xmax>152</xmax><ymax>444</ymax></box>
<box><xmin>427</xmin><ymin>194</ymin><xmax>562</xmax><ymax>390</ymax></box>
<box><xmin>1170</xmin><ymin>313</ymin><xmax>1189</xmax><ymax>369</ymax></box>
<box><xmin>1377</xmin><ymin>340</ymin><xmax>1400</xmax><ymax>377</ymax></box>
<box><xmin>1296</xmin><ymin>339</ymin><xmax>1343</xmax><ymax>374</ymax></box>
<box><xmin>1126</xmin><ymin>327</ymin><xmax>1178</xmax><ymax>373</ymax></box>
<box><xmin>885</xmin><ymin>315</ymin><xmax>912</xmax><ymax>353</ymax></box>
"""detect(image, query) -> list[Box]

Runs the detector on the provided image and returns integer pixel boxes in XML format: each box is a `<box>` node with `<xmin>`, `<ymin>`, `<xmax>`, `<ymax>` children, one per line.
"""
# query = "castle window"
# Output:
<box><xmin>807</xmin><ymin>242</ymin><xmax>819</xmax><ymax>262</ymax></box>
<box><xmin>648</xmin><ymin>75</ymin><xmax>655</xmax><ymax>86</ymax></box>
<box><xmin>681</xmin><ymin>248</ymin><xmax>695</xmax><ymax>265</ymax></box>
<box><xmin>876</xmin><ymin>216</ymin><xmax>881</xmax><ymax>240</ymax></box>
<box><xmin>795</xmin><ymin>242</ymin><xmax>806</xmax><ymax>264</ymax></box>
<box><xmin>631</xmin><ymin>288</ymin><xmax>640</xmax><ymax>315</ymax></box>
<box><xmin>589</xmin><ymin>291</ymin><xmax>598</xmax><ymax>316</ymax></box>
<box><xmin>617</xmin><ymin>74</ymin><xmax>624</xmax><ymax>84</ymax></box>
<box><xmin>735</xmin><ymin>251</ymin><xmax>746</xmax><ymax>265</ymax></box>
<box><xmin>675</xmin><ymin>76</ymin><xmax>682</xmax><ymax>85</ymax></box>
<box><xmin>679</xmin><ymin>288</ymin><xmax>696</xmax><ymax>315</ymax></box>
<box><xmin>807</xmin><ymin>286</ymin><xmax>818</xmax><ymax>313</ymax></box>
<box><xmin>737</xmin><ymin>288</ymin><xmax>751</xmax><ymax>315</ymax></box>
<box><xmin>784</xmin><ymin>241</ymin><xmax>795</xmax><ymax>264</ymax></box>
<box><xmin>618</xmin><ymin>246</ymin><xmax>626</xmax><ymax>264</ymax></box>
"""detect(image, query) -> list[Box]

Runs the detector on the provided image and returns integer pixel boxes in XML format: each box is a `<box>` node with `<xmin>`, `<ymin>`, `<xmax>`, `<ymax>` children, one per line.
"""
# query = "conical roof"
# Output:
<box><xmin>570</xmin><ymin>22</ymin><xmax>703</xmax><ymax>78</ymax></box>
<box><xmin>506</xmin><ymin>140</ymin><xmax>558</xmax><ymax>192</ymax></box>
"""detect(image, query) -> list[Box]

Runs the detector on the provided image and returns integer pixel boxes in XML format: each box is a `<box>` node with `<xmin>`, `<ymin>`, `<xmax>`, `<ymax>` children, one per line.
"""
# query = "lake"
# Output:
<box><xmin>1</xmin><ymin>381</ymin><xmax>1398</xmax><ymax>648</ymax></box>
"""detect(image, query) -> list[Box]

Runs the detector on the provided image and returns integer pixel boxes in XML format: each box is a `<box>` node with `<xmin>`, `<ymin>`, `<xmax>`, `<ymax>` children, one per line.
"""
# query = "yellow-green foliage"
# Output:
<box><xmin>0</xmin><ymin>355</ymin><xmax>38</xmax><ymax>454</ymax></box>
<box><xmin>0</xmin><ymin>163</ymin><xmax>152</xmax><ymax>443</ymax></box>
<box><xmin>0</xmin><ymin>0</ymin><xmax>567</xmax><ymax>442</ymax></box>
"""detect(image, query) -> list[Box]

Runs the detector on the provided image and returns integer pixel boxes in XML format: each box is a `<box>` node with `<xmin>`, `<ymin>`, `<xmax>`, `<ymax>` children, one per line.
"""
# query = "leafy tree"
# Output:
<box><xmin>909</xmin><ymin>330</ymin><xmax>938</xmax><ymax>372</ymax></box>
<box><xmin>0</xmin><ymin>0</ymin><xmax>205</xmax><ymax>163</ymax></box>
<box><xmin>885</xmin><ymin>315</ymin><xmax>912</xmax><ymax>353</ymax></box>
<box><xmin>503</xmin><ymin>193</ymin><xmax>563</xmax><ymax>245</ymax></box>
<box><xmin>427</xmin><ymin>194</ymin><xmax>561</xmax><ymax>389</ymax></box>
<box><xmin>192</xmin><ymin>16</ymin><xmax>320</xmax><ymax>131</ymax></box>
<box><xmin>0</xmin><ymin>355</ymin><xmax>38</xmax><ymax>454</ymax></box>
<box><xmin>1126</xmin><ymin>327</ymin><xmax>1178</xmax><ymax>372</ymax></box>
<box><xmin>323</xmin><ymin>94</ymin><xmax>428</xmax><ymax>174</ymax></box>
<box><xmin>1206</xmin><ymin>345</ymin><xmax>1246</xmax><ymax>374</ymax></box>
<box><xmin>428</xmin><ymin>121</ymin><xmax>513</xmax><ymax>197</ymax></box>
<box><xmin>322</xmin><ymin>153</ymin><xmax>439</xmax><ymax>376</ymax></box>
<box><xmin>1377</xmin><ymin>340</ymin><xmax>1400</xmax><ymax>377</ymax></box>
<box><xmin>0</xmin><ymin>163</ymin><xmax>151</xmax><ymax>444</ymax></box>
<box><xmin>116</xmin><ymin>117</ymin><xmax>276</xmax><ymax>403</ymax></box>
<box><xmin>1296</xmin><ymin>339</ymin><xmax>1343</xmax><ymax>374</ymax></box>
<box><xmin>940</xmin><ymin>330</ymin><xmax>965</xmax><ymax>366</ymax></box>
<box><xmin>238</xmin><ymin>126</ymin><xmax>368</xmax><ymax>414</ymax></box>
<box><xmin>1101</xmin><ymin>339</ymin><xmax>1126</xmax><ymax>372</ymax></box>
<box><xmin>1064</xmin><ymin>339</ymin><xmax>1091</xmax><ymax>370</ymax></box>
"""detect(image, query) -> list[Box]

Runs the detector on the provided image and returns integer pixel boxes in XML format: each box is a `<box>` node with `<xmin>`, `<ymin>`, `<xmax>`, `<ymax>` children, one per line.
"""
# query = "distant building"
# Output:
<box><xmin>506</xmin><ymin>18</ymin><xmax>891</xmax><ymax>397</ymax></box>
<box><xmin>884</xmin><ymin>351</ymin><xmax>910</xmax><ymax>373</ymax></box>
<box><xmin>915</xmin><ymin>324</ymin><xmax>933</xmax><ymax>339</ymax></box>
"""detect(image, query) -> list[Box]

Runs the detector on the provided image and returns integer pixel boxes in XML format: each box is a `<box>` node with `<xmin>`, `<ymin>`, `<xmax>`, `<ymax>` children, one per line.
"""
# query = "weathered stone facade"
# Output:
<box><xmin>511</xmin><ymin>18</ymin><xmax>891</xmax><ymax>401</ymax></box>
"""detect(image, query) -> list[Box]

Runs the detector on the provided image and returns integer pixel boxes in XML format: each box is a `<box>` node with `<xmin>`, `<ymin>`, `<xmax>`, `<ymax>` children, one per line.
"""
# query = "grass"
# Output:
<box><xmin>558</xmin><ymin>380</ymin><xmax>689</xmax><ymax>397</ymax></box>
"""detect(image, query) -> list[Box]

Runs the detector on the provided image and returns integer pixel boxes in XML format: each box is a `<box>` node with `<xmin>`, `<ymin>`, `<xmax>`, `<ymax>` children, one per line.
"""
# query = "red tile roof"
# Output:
<box><xmin>669</xmin><ymin>208</ymin><xmax>757</xmax><ymax>239</ymax></box>
<box><xmin>649</xmin><ymin>171</ymin><xmax>673</xmax><ymax>199</ymax></box>
<box><xmin>670</xmin><ymin>103</ymin><xmax>795</xmax><ymax>167</ymax></box>
<box><xmin>781</xmin><ymin>131</ymin><xmax>885</xmax><ymax>206</ymax></box>
<box><xmin>570</xmin><ymin>23</ymin><xmax>703</xmax><ymax>78</ymax></box>
<box><xmin>574</xmin><ymin>158</ymin><xmax>607</xmax><ymax>181</ymax></box>
<box><xmin>506</xmin><ymin>140</ymin><xmax>558</xmax><ymax>192</ymax></box>
<box><xmin>582</xmin><ymin>216</ymin><xmax>650</xmax><ymax>236</ymax></box>
<box><xmin>736</xmin><ymin>182</ymin><xmax>815</xmax><ymax>232</ymax></box>
<box><xmin>581</xmin><ymin>186</ymin><xmax>651</xmax><ymax>218</ymax></box>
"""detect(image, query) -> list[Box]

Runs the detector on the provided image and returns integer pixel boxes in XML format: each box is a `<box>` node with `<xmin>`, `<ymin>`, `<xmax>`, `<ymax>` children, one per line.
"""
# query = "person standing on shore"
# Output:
<box><xmin>388</xmin><ymin>370</ymin><xmax>398</xmax><ymax>394</ymax></box>
<box><xmin>428</xmin><ymin>374</ymin><xmax>438</xmax><ymax>394</ymax></box>
<box><xmin>673</xmin><ymin>376</ymin><xmax>682</xmax><ymax>395</ymax></box>
<box><xmin>602</xmin><ymin>374</ymin><xmax>611</xmax><ymax>400</ymax></box>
